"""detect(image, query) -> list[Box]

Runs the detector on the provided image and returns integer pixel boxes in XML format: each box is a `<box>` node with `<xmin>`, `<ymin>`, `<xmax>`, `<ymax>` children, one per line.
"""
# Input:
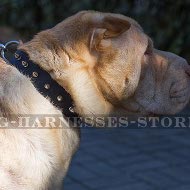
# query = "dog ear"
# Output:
<box><xmin>90</xmin><ymin>16</ymin><xmax>131</xmax><ymax>51</ymax></box>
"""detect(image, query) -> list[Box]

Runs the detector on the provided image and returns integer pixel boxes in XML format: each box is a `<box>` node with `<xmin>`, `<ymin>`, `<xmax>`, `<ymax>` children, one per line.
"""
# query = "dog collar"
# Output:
<box><xmin>10</xmin><ymin>50</ymin><xmax>78</xmax><ymax>119</ymax></box>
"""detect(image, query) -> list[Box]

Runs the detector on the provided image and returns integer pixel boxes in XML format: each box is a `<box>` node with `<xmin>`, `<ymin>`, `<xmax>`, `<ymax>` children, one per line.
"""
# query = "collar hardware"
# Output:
<box><xmin>15</xmin><ymin>53</ymin><xmax>21</xmax><ymax>60</ymax></box>
<box><xmin>32</xmin><ymin>71</ymin><xmax>39</xmax><ymax>78</ymax></box>
<box><xmin>22</xmin><ymin>61</ymin><xmax>28</xmax><ymax>67</ymax></box>
<box><xmin>44</xmin><ymin>83</ymin><xmax>50</xmax><ymax>89</ymax></box>
<box><xmin>0</xmin><ymin>41</ymin><xmax>20</xmax><ymax>62</ymax></box>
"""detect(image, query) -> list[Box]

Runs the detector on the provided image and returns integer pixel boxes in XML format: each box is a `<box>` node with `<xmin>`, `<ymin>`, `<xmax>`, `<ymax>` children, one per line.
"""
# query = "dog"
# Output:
<box><xmin>0</xmin><ymin>11</ymin><xmax>190</xmax><ymax>189</ymax></box>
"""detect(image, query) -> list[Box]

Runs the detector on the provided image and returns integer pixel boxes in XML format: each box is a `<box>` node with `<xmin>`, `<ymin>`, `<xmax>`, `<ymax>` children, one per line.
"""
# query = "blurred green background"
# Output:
<box><xmin>0</xmin><ymin>0</ymin><xmax>190</xmax><ymax>62</ymax></box>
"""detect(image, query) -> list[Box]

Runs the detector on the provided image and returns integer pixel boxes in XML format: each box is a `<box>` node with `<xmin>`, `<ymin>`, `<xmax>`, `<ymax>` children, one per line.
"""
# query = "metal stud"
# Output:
<box><xmin>32</xmin><ymin>72</ymin><xmax>38</xmax><ymax>78</ymax></box>
<box><xmin>44</xmin><ymin>84</ymin><xmax>50</xmax><ymax>90</ymax></box>
<box><xmin>15</xmin><ymin>53</ymin><xmax>21</xmax><ymax>60</ymax></box>
<box><xmin>22</xmin><ymin>61</ymin><xmax>28</xmax><ymax>67</ymax></box>
<box><xmin>69</xmin><ymin>106</ymin><xmax>75</xmax><ymax>113</ymax></box>
<box><xmin>57</xmin><ymin>95</ymin><xmax>63</xmax><ymax>102</ymax></box>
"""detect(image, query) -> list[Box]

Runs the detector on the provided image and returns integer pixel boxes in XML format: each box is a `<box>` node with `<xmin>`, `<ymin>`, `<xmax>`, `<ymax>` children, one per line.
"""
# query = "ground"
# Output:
<box><xmin>64</xmin><ymin>108</ymin><xmax>190</xmax><ymax>190</ymax></box>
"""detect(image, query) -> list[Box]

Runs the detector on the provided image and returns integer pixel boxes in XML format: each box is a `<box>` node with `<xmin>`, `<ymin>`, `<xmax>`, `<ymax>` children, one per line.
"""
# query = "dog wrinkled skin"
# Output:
<box><xmin>0</xmin><ymin>11</ymin><xmax>190</xmax><ymax>189</ymax></box>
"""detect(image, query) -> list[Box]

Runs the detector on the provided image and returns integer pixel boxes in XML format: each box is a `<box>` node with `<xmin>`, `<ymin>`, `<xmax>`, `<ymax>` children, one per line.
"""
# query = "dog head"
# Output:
<box><xmin>20</xmin><ymin>11</ymin><xmax>190</xmax><ymax>115</ymax></box>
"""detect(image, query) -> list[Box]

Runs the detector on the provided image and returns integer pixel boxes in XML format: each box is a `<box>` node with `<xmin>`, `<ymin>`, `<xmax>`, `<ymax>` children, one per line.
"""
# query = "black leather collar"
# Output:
<box><xmin>10</xmin><ymin>50</ymin><xmax>78</xmax><ymax>120</ymax></box>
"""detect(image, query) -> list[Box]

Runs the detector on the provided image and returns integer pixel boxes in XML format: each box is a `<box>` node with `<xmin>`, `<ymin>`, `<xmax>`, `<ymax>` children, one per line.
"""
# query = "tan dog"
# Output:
<box><xmin>0</xmin><ymin>11</ymin><xmax>190</xmax><ymax>189</ymax></box>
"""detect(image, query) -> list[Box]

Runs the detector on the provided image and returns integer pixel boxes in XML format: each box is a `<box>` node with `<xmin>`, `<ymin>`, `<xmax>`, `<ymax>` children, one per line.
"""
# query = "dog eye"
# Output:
<box><xmin>145</xmin><ymin>38</ymin><xmax>153</xmax><ymax>55</ymax></box>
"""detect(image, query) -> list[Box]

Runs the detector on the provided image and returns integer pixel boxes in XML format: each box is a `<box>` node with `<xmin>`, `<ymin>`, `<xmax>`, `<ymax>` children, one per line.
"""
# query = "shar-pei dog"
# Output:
<box><xmin>0</xmin><ymin>11</ymin><xmax>190</xmax><ymax>190</ymax></box>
